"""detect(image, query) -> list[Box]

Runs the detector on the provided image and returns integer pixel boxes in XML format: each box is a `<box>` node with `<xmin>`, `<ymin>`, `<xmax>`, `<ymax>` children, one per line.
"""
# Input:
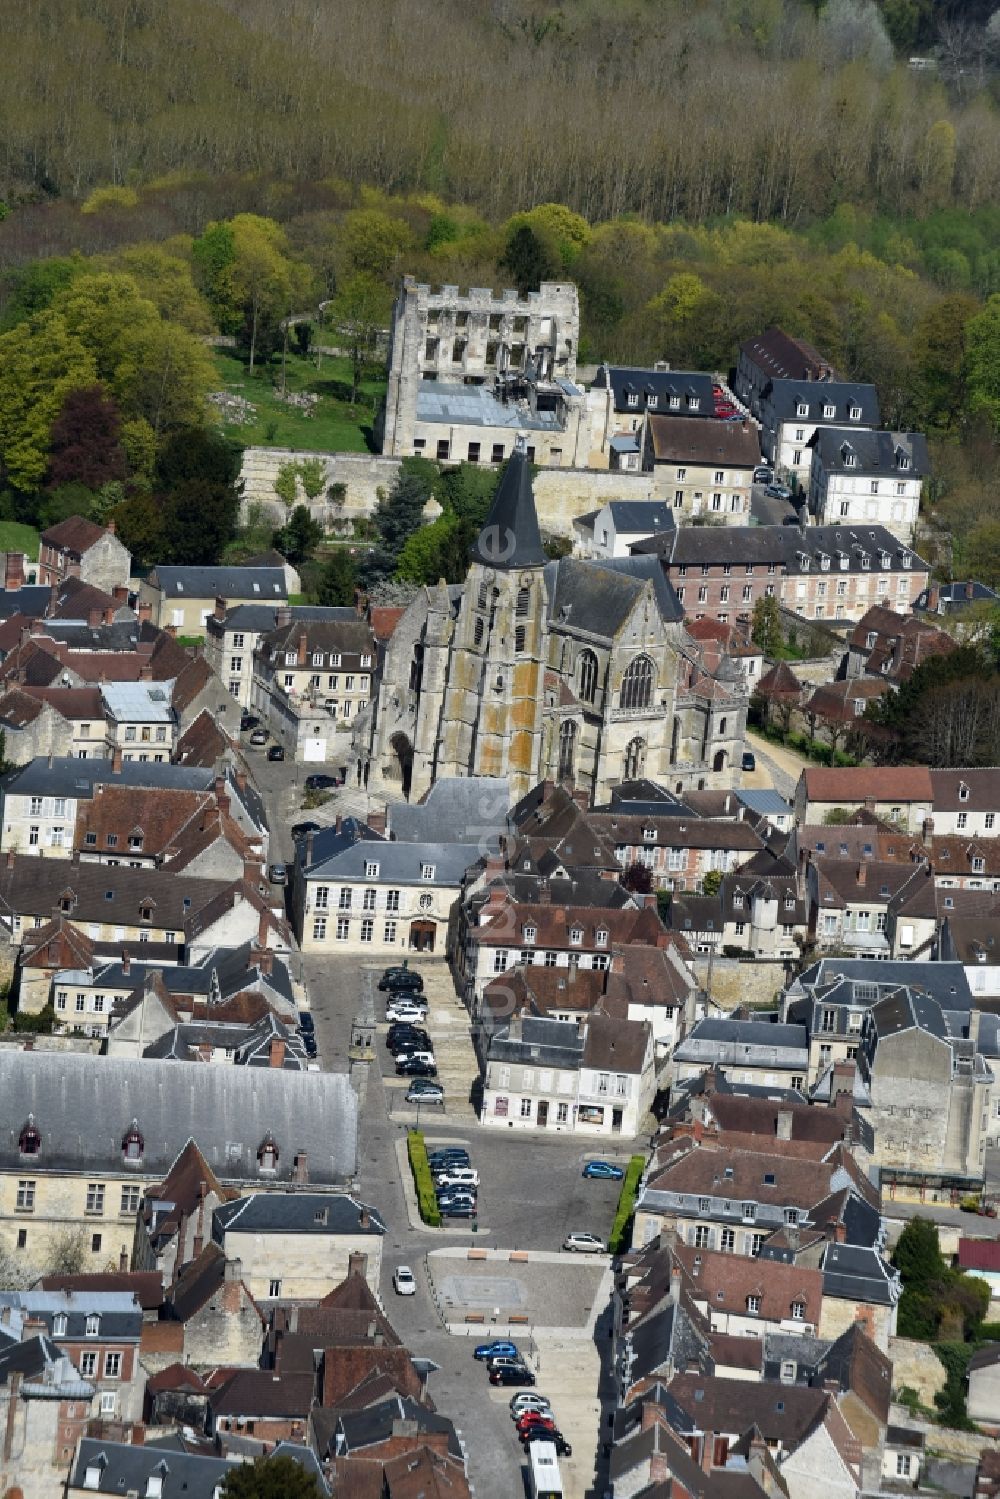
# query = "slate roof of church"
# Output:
<box><xmin>467</xmin><ymin>445</ymin><xmax>547</xmax><ymax>570</ymax></box>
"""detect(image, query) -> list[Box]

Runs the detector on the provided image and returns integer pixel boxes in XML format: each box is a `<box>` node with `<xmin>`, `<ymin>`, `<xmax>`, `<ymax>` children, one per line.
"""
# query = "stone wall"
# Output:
<box><xmin>533</xmin><ymin>467</ymin><xmax>658</xmax><ymax>536</ymax></box>
<box><xmin>888</xmin><ymin>1338</ymin><xmax>947</xmax><ymax>1405</ymax></box>
<box><xmin>239</xmin><ymin>447</ymin><xmax>401</xmax><ymax>526</ymax></box>
<box><xmin>691</xmin><ymin>957</ymin><xmax>789</xmax><ymax>1010</ymax></box>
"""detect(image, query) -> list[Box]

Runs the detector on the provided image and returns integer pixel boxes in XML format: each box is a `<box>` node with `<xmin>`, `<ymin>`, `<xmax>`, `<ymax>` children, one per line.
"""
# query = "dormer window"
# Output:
<box><xmin>688</xmin><ymin>396</ymin><xmax>700</xmax><ymax>412</ymax></box>
<box><xmin>823</xmin><ymin>404</ymin><xmax>835</xmax><ymax>419</ymax></box>
<box><xmin>784</xmin><ymin>894</ymin><xmax>795</xmax><ymax>910</ymax></box>
<box><xmin>257</xmin><ymin>1132</ymin><xmax>279</xmax><ymax>1173</ymax></box>
<box><xmin>570</xmin><ymin>926</ymin><xmax>583</xmax><ymax>945</ymax></box>
<box><xmin>364</xmin><ymin>861</ymin><xmax>380</xmax><ymax>878</ymax></box>
<box><xmin>796</xmin><ymin>402</ymin><xmax>808</xmax><ymax>418</ymax></box>
<box><xmin>896</xmin><ymin>450</ymin><xmax>911</xmax><ymax>471</ymax></box>
<box><xmin>849</xmin><ymin>405</ymin><xmax>861</xmax><ymax>420</ymax></box>
<box><xmin>420</xmin><ymin>863</ymin><xmax>436</xmax><ymax>880</ymax></box>
<box><xmin>53</xmin><ymin>1313</ymin><xmax>68</xmax><ymax>1337</ymax></box>
<box><xmin>85</xmin><ymin>1314</ymin><xmax>100</xmax><ymax>1337</ymax></box>
<box><xmin>842</xmin><ymin>446</ymin><xmax>857</xmax><ymax>468</ymax></box>
<box><xmin>122</xmin><ymin>1120</ymin><xmax>144</xmax><ymax>1162</ymax></box>
<box><xmin>626</xmin><ymin>390</ymin><xmax>639</xmax><ymax>409</ymax></box>
<box><xmin>19</xmin><ymin>1116</ymin><xmax>40</xmax><ymax>1155</ymax></box>
<box><xmin>819</xmin><ymin>555</ymin><xmax>830</xmax><ymax>571</ymax></box>
<box><xmin>960</xmin><ymin>783</ymin><xmax>970</xmax><ymax>801</ymax></box>
<box><xmin>669</xmin><ymin>394</ymin><xmax>680</xmax><ymax>409</ymax></box>
<box><xmin>129</xmin><ymin>829</ymin><xmax>144</xmax><ymax>850</ymax></box>
<box><xmin>284</xmin><ymin>652</ymin><xmax>297</xmax><ymax>666</ymax></box>
<box><xmin>524</xmin><ymin>925</ymin><xmax>537</xmax><ymax>945</ymax></box>
<box><xmin>861</xmin><ymin>554</ymin><xmax>870</xmax><ymax>570</ymax></box>
<box><xmin>595</xmin><ymin>928</ymin><xmax>608</xmax><ymax>948</ymax></box>
<box><xmin>642</xmin><ymin>826</ymin><xmax>656</xmax><ymax>843</ymax></box>
<box><xmin>647</xmin><ymin>392</ymin><xmax>657</xmax><ymax>409</ymax></box>
<box><xmin>139</xmin><ymin>904</ymin><xmax>153</xmax><ymax>924</ymax></box>
<box><xmin>973</xmin><ymin>857</ymin><xmax>985</xmax><ymax>873</ymax></box>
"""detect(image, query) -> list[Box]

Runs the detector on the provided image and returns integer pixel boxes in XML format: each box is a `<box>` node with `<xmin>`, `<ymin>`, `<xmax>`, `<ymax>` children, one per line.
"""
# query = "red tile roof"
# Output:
<box><xmin>41</xmin><ymin>516</ymin><xmax>110</xmax><ymax>553</ymax></box>
<box><xmin>958</xmin><ymin>1238</ymin><xmax>1000</xmax><ymax>1272</ymax></box>
<box><xmin>803</xmin><ymin>766</ymin><xmax>933</xmax><ymax>802</ymax></box>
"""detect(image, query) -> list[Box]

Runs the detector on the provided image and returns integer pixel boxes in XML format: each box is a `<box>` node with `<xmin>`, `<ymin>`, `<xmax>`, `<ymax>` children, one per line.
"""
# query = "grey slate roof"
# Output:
<box><xmin>604</xmin><ymin>500</ymin><xmax>676</xmax><ymax>534</ymax></box>
<box><xmin>387</xmin><ymin>776</ymin><xmax>511</xmax><ymax>846</ymax></box>
<box><xmin>633</xmin><ymin>521</ymin><xmax>925</xmax><ymax>575</ymax></box>
<box><xmin>468</xmin><ymin>446</ymin><xmax>547</xmax><ymax>569</ymax></box>
<box><xmin>762</xmin><ymin>378</ymin><xmax>880</xmax><ymax>427</ymax></box>
<box><xmin>0</xmin><ymin>586</ymin><xmax>51</xmax><ymax>619</ymax></box>
<box><xmin>792</xmin><ymin>957</ymin><xmax>973</xmax><ymax>1011</ymax></box>
<box><xmin>97</xmin><ymin>941</ymin><xmax>294</xmax><ymax>1008</ymax></box>
<box><xmin>868</xmin><ymin>985</ymin><xmax>948</xmax><ymax>1041</ymax></box>
<box><xmin>0</xmin><ymin>1290</ymin><xmax>142</xmax><ymax>1342</ymax></box>
<box><xmin>820</xmin><ymin>1243</ymin><xmax>901</xmax><ymax>1306</ymax></box>
<box><xmin>0</xmin><ymin>1049</ymin><xmax>357</xmax><ymax>1184</ymax></box>
<box><xmin>0</xmin><ymin>858</ymin><xmax>233</xmax><ymax>929</ymax></box>
<box><xmin>811</xmin><ymin>427</ymin><xmax>931</xmax><ymax>477</ymax></box>
<box><xmin>674</xmin><ymin>1018</ymin><xmax>808</xmax><ymax>1070</ymax></box>
<box><xmin>69</xmin><ymin>1439</ymin><xmax>237</xmax><ymax>1498</ymax></box>
<box><xmin>150</xmin><ymin>565</ymin><xmax>287</xmax><ymax>600</ymax></box>
<box><xmin>337</xmin><ymin>1396</ymin><xmax>461</xmax><ymax>1458</ymax></box>
<box><xmin>303</xmin><ymin>837</ymin><xmax>480</xmax><ymax>887</ymax></box>
<box><xmin>1</xmin><ymin>756</ymin><xmax>216</xmax><ymax>800</ymax></box>
<box><xmin>213</xmin><ymin>1191</ymin><xmax>384</xmax><ymax>1238</ymax></box>
<box><xmin>416</xmin><ymin>381</ymin><xmax>568</xmax><ymax>433</ymax></box>
<box><xmin>735</xmin><ymin>789</ymin><xmax>792</xmax><ymax>818</ymax></box>
<box><xmin>592</xmin><ymin>365</ymin><xmax>718</xmax><ymax>415</ymax></box>
<box><xmin>488</xmin><ymin>1014</ymin><xmax>585</xmax><ymax>1070</ymax></box>
<box><xmin>543</xmin><ymin>554</ymin><xmax>682</xmax><ymax>636</ymax></box>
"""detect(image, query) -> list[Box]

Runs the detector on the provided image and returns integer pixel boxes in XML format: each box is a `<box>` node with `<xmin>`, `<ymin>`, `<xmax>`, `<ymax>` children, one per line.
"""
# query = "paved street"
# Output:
<box><xmin>246</xmin><ymin>747</ymin><xmax>626</xmax><ymax>1497</ymax></box>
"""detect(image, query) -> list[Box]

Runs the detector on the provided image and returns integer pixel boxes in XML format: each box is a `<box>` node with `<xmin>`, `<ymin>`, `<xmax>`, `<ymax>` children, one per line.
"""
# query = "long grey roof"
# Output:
<box><xmin>543</xmin><ymin>554</ymin><xmax>682</xmax><ymax>637</ymax></box>
<box><xmin>213</xmin><ymin>1190</ymin><xmax>385</xmax><ymax>1237</ymax></box>
<box><xmin>604</xmin><ymin>501</ymin><xmax>676</xmax><ymax>534</ymax></box>
<box><xmin>303</xmin><ymin>837</ymin><xmax>480</xmax><ymax>886</ymax></box>
<box><xmin>793</xmin><ymin>957</ymin><xmax>972</xmax><ymax>1011</ymax></box>
<box><xmin>468</xmin><ymin>446</ymin><xmax>547</xmax><ymax>569</ymax></box>
<box><xmin>95</xmin><ymin>942</ymin><xmax>294</xmax><ymax>1007</ymax></box>
<box><xmin>69</xmin><ymin>1439</ymin><xmax>237</xmax><ymax>1498</ymax></box>
<box><xmin>0</xmin><ymin>1049</ymin><xmax>357</xmax><ymax>1184</ymax></box>
<box><xmin>811</xmin><ymin>428</ymin><xmax>931</xmax><ymax>477</ymax></box>
<box><xmin>674</xmin><ymin>1018</ymin><xmax>808</xmax><ymax>1069</ymax></box>
<box><xmin>488</xmin><ymin>1014</ymin><xmax>585</xmax><ymax>1069</ymax></box>
<box><xmin>820</xmin><ymin>1243</ymin><xmax>901</xmax><ymax>1306</ymax></box>
<box><xmin>150</xmin><ymin>565</ymin><xmax>287</xmax><ymax>599</ymax></box>
<box><xmin>633</xmin><ymin>522</ymin><xmax>925</xmax><ymax>575</ymax></box>
<box><xmin>0</xmin><ymin>1290</ymin><xmax>142</xmax><ymax>1342</ymax></box>
<box><xmin>592</xmin><ymin>365</ymin><xmax>717</xmax><ymax>416</ymax></box>
<box><xmin>388</xmin><ymin>776</ymin><xmax>511</xmax><ymax>846</ymax></box>
<box><xmin>0</xmin><ymin>585</ymin><xmax>51</xmax><ymax>619</ymax></box>
<box><xmin>1</xmin><ymin>756</ymin><xmax>216</xmax><ymax>800</ymax></box>
<box><xmin>762</xmin><ymin>378</ymin><xmax>880</xmax><ymax>427</ymax></box>
<box><xmin>339</xmin><ymin>1395</ymin><xmax>461</xmax><ymax>1458</ymax></box>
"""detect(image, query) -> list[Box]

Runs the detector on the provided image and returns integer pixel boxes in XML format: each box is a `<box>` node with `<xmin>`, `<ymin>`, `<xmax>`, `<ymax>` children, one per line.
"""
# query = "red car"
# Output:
<box><xmin>516</xmin><ymin>1413</ymin><xmax>557</xmax><ymax>1435</ymax></box>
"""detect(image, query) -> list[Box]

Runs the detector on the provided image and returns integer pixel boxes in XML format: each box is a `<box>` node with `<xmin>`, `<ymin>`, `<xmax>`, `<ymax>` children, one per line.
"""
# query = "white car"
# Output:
<box><xmin>510</xmin><ymin>1394</ymin><xmax>552</xmax><ymax>1418</ymax></box>
<box><xmin>393</xmin><ymin>1265</ymin><xmax>416</xmax><ymax>1296</ymax></box>
<box><xmin>563</xmin><ymin>1232</ymin><xmax>607</xmax><ymax>1254</ymax></box>
<box><xmin>387</xmin><ymin>1004</ymin><xmax>427</xmax><ymax>1023</ymax></box>
<box><xmin>434</xmin><ymin>1167</ymin><xmax>479</xmax><ymax>1189</ymax></box>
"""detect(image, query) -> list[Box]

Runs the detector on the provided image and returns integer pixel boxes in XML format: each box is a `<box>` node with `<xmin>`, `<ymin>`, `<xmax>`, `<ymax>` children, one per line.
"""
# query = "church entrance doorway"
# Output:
<box><xmin>389</xmin><ymin>732</ymin><xmax>414</xmax><ymax>798</ymax></box>
<box><xmin>408</xmin><ymin>919</ymin><xmax>436</xmax><ymax>952</ymax></box>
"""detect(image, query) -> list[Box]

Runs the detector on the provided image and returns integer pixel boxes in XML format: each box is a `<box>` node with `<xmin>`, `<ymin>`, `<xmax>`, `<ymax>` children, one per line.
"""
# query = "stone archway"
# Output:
<box><xmin>388</xmin><ymin>732</ymin><xmax>414</xmax><ymax>798</ymax></box>
<box><xmin>713</xmin><ymin>749</ymin><xmax>727</xmax><ymax>774</ymax></box>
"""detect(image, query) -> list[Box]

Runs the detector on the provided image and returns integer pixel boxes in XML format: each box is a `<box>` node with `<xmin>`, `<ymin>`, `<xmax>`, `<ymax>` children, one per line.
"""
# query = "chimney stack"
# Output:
<box><xmin>297</xmin><ymin>631</ymin><xmax>308</xmax><ymax>667</ymax></box>
<box><xmin>775</xmin><ymin>1108</ymin><xmax>793</xmax><ymax>1141</ymax></box>
<box><xmin>856</xmin><ymin>861</ymin><xmax>867</xmax><ymax>887</ymax></box>
<box><xmin>347</xmin><ymin>1250</ymin><xmax>368</xmax><ymax>1280</ymax></box>
<box><xmin>112</xmin><ymin>747</ymin><xmax>123</xmax><ymax>773</ymax></box>
<box><xmin>137</xmin><ymin>601</ymin><xmax>152</xmax><ymax>624</ymax></box>
<box><xmin>119</xmin><ymin>1246</ymin><xmax>129</xmax><ymax>1271</ymax></box>
<box><xmin>966</xmin><ymin>580</ymin><xmax>975</xmax><ymax>600</ymax></box>
<box><xmin>292</xmin><ymin>1152</ymin><xmax>309</xmax><ymax>1184</ymax></box>
<box><xmin>213</xmin><ymin>595</ymin><xmax>227</xmax><ymax>622</ymax></box>
<box><xmin>269</xmin><ymin>1037</ymin><xmax>285</xmax><ymax>1069</ymax></box>
<box><xmin>275</xmin><ymin>605</ymin><xmax>291</xmax><ymax>629</ymax></box>
<box><xmin>122</xmin><ymin>949</ymin><xmax>130</xmax><ymax>977</ymax></box>
<box><xmin>358</xmin><ymin>1206</ymin><xmax>370</xmax><ymax>1230</ymax></box>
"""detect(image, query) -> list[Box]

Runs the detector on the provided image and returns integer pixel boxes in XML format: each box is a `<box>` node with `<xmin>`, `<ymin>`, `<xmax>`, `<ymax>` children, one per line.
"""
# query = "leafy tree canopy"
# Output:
<box><xmin>219</xmin><ymin>1456</ymin><xmax>321</xmax><ymax>1499</ymax></box>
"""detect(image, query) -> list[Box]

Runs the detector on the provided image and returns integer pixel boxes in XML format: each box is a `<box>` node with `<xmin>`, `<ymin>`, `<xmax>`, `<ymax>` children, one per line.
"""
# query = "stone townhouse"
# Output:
<box><xmin>160</xmin><ymin>1243</ymin><xmax>267</xmax><ymax>1368</ymax></box>
<box><xmin>132</xmin><ymin>1139</ymin><xmax>238</xmax><ymax>1284</ymax></box>
<box><xmin>0</xmin><ymin>1048</ymin><xmax>357</xmax><ymax>1269</ymax></box>
<box><xmin>364</xmin><ymin>446</ymin><xmax>749</xmax><ymax>806</ymax></box>
<box><xmin>480</xmin><ymin>1007</ymin><xmax>654</xmax><ymax>1136</ymax></box>
<box><xmin>379</xmin><ymin>276</ymin><xmax>585</xmax><ymax>465</ymax></box>
<box><xmin>208</xmin><ymin>1368</ymin><xmax>315</xmax><ymax>1444</ymax></box>
<box><xmin>857</xmin><ymin>984</ymin><xmax>991</xmax><ymax>1200</ymax></box>
<box><xmin>664</xmin><ymin>848</ymin><xmax>808</xmax><ymax>958</ymax></box>
<box><xmin>671</xmin><ymin>1017</ymin><xmax>809</xmax><ymax>1091</ymax></box>
<box><xmin>633</xmin><ymin>522</ymin><xmax>928</xmax><ymax>628</ymax></box>
<box><xmin>252</xmin><ymin>610</ymin><xmax>378</xmax><ymax>763</ymax></box>
<box><xmin>929</xmin><ymin>768</ymin><xmax>1000</xmax><ymax>837</ymax></box>
<box><xmin>0</xmin><ymin>1289</ymin><xmax>144</xmax><ymax>1423</ymax></box>
<box><xmin>138</xmin><ymin>563</ymin><xmax>288</xmax><ymax>635</ymax></box>
<box><xmin>806</xmin><ymin>855</ymin><xmax>931</xmax><ymax>956</ymax></box>
<box><xmin>808</xmin><ymin>427</ymin><xmax>930</xmax><ymax>540</ymax></box>
<box><xmin>588</xmin><ymin>807</ymin><xmax>764</xmax><ymax>891</ymax></box>
<box><xmin>573</xmin><ymin>498</ymin><xmax>675</xmax><ymax>558</ymax></box>
<box><xmin>756</xmin><ymin>377</ymin><xmax>880</xmax><ymax>490</ymax></box>
<box><xmin>672</xmin><ymin>1242</ymin><xmax>824</xmax><ymax>1337</ymax></box>
<box><xmin>212</xmin><ymin>1191</ymin><xmax>385</xmax><ymax>1303</ymax></box>
<box><xmin>0</xmin><ymin>686</ymin><xmax>108</xmax><ymax>765</ymax></box>
<box><xmin>845</xmin><ymin>603</ymin><xmax>955</xmax><ymax>683</ymax></box>
<box><xmin>0</xmin><ymin>1336</ymin><xmax>97</xmax><ymax>1499</ymax></box>
<box><xmin>295</xmin><ymin>833</ymin><xmax>478</xmax><ymax>958</ymax></box>
<box><xmin>462</xmin><ymin>891</ymin><xmax>668</xmax><ymax>1007</ymax></box>
<box><xmin>734</xmin><ymin>327</ymin><xmax>838</xmax><ymax>420</ymax></box>
<box><xmin>794</xmin><ymin>766</ymin><xmax>933</xmax><ymax>830</ymax></box>
<box><xmin>643</xmin><ymin>413</ymin><xmax>760</xmax><ymax>522</ymax></box>
<box><xmin>633</xmin><ymin>1138</ymin><xmax>879</xmax><ymax>1261</ymax></box>
<box><xmin>100</xmin><ymin>679</ymin><xmax>176</xmax><ymax>762</ymax></box>
<box><xmin>37</xmin><ymin>516</ymin><xmax>131</xmax><ymax>593</ymax></box>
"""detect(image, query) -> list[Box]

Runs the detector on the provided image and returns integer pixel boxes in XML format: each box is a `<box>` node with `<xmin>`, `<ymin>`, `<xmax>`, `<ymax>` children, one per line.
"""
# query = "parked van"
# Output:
<box><xmin>529</xmin><ymin>1441</ymin><xmax>563</xmax><ymax>1499</ymax></box>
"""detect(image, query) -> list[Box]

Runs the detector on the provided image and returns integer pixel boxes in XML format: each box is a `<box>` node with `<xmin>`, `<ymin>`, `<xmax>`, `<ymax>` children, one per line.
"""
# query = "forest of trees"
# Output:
<box><xmin>2</xmin><ymin>1</ymin><xmax>1000</xmax><ymax>225</ymax></box>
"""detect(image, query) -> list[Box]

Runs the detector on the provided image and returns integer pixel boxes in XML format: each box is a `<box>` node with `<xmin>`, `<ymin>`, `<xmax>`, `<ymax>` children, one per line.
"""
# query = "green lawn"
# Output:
<box><xmin>211</xmin><ymin>349</ymin><xmax>385</xmax><ymax>454</ymax></box>
<box><xmin>0</xmin><ymin>522</ymin><xmax>41</xmax><ymax>559</ymax></box>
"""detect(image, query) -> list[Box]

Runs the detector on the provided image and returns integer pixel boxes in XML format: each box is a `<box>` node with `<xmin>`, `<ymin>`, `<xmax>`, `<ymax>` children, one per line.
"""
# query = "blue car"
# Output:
<box><xmin>583</xmin><ymin>1160</ymin><xmax>625</xmax><ymax>1181</ymax></box>
<box><xmin>474</xmin><ymin>1339</ymin><xmax>518</xmax><ymax>1361</ymax></box>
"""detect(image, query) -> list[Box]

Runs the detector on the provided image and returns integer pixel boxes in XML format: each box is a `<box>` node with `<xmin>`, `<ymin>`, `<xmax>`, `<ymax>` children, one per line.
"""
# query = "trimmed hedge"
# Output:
<box><xmin>407</xmin><ymin>1129</ymin><xmax>441</xmax><ymax>1227</ymax></box>
<box><xmin>609</xmin><ymin>1154</ymin><xmax>646</xmax><ymax>1254</ymax></box>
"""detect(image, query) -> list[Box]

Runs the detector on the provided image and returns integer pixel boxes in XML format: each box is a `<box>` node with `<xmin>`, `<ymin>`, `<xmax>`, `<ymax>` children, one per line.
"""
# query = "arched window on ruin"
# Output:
<box><xmin>624</xmin><ymin>737</ymin><xmax>646</xmax><ymax>781</ymax></box>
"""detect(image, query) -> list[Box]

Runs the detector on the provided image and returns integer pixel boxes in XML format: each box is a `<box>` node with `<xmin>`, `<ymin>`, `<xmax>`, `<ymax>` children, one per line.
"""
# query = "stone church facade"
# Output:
<box><xmin>357</xmin><ymin>447</ymin><xmax>748</xmax><ymax>807</ymax></box>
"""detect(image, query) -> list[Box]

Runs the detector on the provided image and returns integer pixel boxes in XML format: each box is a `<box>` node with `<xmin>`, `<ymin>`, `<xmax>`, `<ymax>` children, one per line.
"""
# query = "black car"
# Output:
<box><xmin>391</xmin><ymin>1038</ymin><xmax>433</xmax><ymax>1059</ymax></box>
<box><xmin>490</xmin><ymin>1365</ymin><xmax>535</xmax><ymax>1387</ymax></box>
<box><xmin>440</xmin><ymin>1201</ymin><xmax>477</xmax><ymax>1219</ymax></box>
<box><xmin>303</xmin><ymin>1036</ymin><xmax>318</xmax><ymax>1058</ymax></box>
<box><xmin>396</xmin><ymin>1057</ymin><xmax>437</xmax><ymax>1077</ymax></box>
<box><xmin>379</xmin><ymin>971</ymin><xmax>424</xmax><ymax>994</ymax></box>
<box><xmin>291</xmin><ymin>821</ymin><xmax>322</xmax><ymax>841</ymax></box>
<box><xmin>240</xmin><ymin>712</ymin><xmax>259</xmax><ymax>731</ymax></box>
<box><xmin>523</xmin><ymin>1429</ymin><xmax>572</xmax><ymax>1457</ymax></box>
<box><xmin>387</xmin><ymin>1022</ymin><xmax>431</xmax><ymax>1040</ymax></box>
<box><xmin>428</xmin><ymin>1148</ymin><xmax>470</xmax><ymax>1165</ymax></box>
<box><xmin>267</xmin><ymin>744</ymin><xmax>285</xmax><ymax>761</ymax></box>
<box><xmin>305</xmin><ymin>772</ymin><xmax>342</xmax><ymax>791</ymax></box>
<box><xmin>741</xmin><ymin>751</ymin><xmax>756</xmax><ymax>772</ymax></box>
<box><xmin>298</xmin><ymin>1012</ymin><xmax>315</xmax><ymax>1034</ymax></box>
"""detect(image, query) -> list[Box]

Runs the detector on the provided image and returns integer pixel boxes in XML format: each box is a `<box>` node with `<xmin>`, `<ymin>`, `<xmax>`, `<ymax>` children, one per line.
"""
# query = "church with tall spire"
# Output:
<box><xmin>358</xmin><ymin>442</ymin><xmax>748</xmax><ymax>806</ymax></box>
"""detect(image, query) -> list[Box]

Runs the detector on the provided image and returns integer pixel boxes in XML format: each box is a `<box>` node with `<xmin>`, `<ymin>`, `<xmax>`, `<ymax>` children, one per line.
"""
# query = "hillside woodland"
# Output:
<box><xmin>2</xmin><ymin>1</ymin><xmax>1000</xmax><ymax>582</ymax></box>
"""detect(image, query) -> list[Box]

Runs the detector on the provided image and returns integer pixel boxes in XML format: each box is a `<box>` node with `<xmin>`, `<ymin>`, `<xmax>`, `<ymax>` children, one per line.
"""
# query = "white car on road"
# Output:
<box><xmin>563</xmin><ymin>1232</ymin><xmax>607</xmax><ymax>1254</ymax></box>
<box><xmin>393</xmin><ymin>1265</ymin><xmax>417</xmax><ymax>1296</ymax></box>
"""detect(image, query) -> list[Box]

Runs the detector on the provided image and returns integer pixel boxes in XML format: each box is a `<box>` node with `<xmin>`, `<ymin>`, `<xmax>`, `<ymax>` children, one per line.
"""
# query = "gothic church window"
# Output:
<box><xmin>558</xmin><ymin>720</ymin><xmax>577</xmax><ymax>780</ymax></box>
<box><xmin>619</xmin><ymin>655</ymin><xmax>655</xmax><ymax>711</ymax></box>
<box><xmin>516</xmin><ymin>585</ymin><xmax>531</xmax><ymax>618</ymax></box>
<box><xmin>624</xmin><ymin>737</ymin><xmax>646</xmax><ymax>780</ymax></box>
<box><xmin>515</xmin><ymin>626</ymin><xmax>527</xmax><ymax>652</ymax></box>
<box><xmin>578</xmin><ymin>649</ymin><xmax>598</xmax><ymax>704</ymax></box>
